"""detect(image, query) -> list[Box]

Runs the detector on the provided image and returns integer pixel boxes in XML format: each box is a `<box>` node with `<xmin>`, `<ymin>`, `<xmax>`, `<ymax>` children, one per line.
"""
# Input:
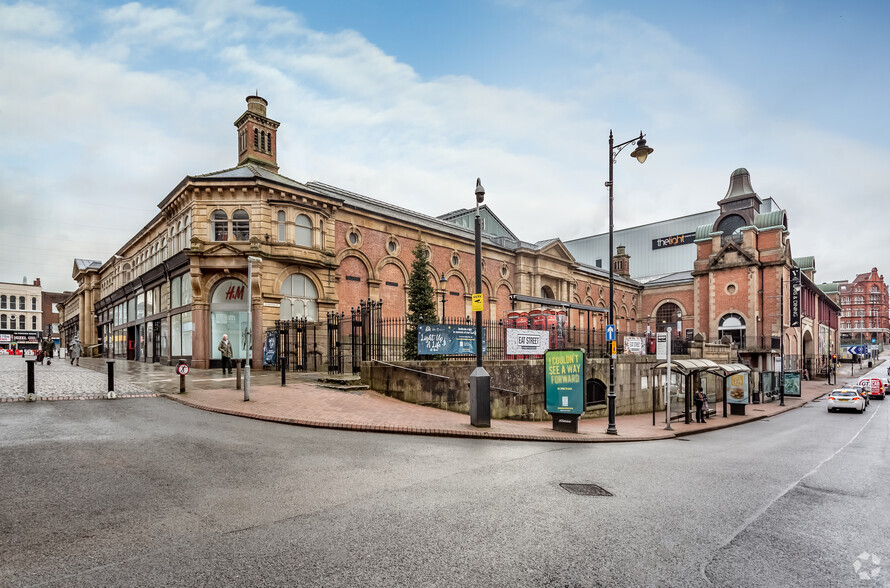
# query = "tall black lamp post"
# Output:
<box><xmin>469</xmin><ymin>178</ymin><xmax>490</xmax><ymax>427</ymax></box>
<box><xmin>605</xmin><ymin>130</ymin><xmax>653</xmax><ymax>435</ymax></box>
<box><xmin>440</xmin><ymin>272</ymin><xmax>447</xmax><ymax>321</ymax></box>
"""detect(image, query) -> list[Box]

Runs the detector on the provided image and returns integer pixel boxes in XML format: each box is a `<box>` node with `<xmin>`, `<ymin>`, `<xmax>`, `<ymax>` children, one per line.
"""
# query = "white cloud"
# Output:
<box><xmin>0</xmin><ymin>0</ymin><xmax>887</xmax><ymax>293</ymax></box>
<box><xmin>0</xmin><ymin>1</ymin><xmax>66</xmax><ymax>38</ymax></box>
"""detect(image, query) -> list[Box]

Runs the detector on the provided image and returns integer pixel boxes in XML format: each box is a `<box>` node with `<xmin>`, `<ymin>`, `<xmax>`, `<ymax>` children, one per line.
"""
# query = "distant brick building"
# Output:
<box><xmin>822</xmin><ymin>268</ymin><xmax>889</xmax><ymax>348</ymax></box>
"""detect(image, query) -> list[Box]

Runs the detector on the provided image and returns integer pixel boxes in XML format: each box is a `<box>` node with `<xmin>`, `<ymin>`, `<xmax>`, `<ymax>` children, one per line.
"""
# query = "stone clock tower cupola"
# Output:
<box><xmin>712</xmin><ymin>167</ymin><xmax>763</xmax><ymax>238</ymax></box>
<box><xmin>234</xmin><ymin>95</ymin><xmax>280</xmax><ymax>173</ymax></box>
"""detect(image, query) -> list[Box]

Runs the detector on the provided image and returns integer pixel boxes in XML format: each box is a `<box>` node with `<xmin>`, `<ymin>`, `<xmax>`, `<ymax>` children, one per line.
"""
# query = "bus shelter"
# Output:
<box><xmin>652</xmin><ymin>359</ymin><xmax>719</xmax><ymax>424</ymax></box>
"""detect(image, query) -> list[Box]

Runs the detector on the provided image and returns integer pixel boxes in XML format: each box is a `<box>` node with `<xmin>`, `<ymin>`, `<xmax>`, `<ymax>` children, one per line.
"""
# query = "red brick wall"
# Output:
<box><xmin>338</xmin><ymin>255</ymin><xmax>370</xmax><ymax>313</ymax></box>
<box><xmin>379</xmin><ymin>263</ymin><xmax>407</xmax><ymax>318</ymax></box>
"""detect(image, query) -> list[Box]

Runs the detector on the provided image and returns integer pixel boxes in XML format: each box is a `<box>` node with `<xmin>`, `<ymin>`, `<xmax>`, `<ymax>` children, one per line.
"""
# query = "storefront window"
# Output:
<box><xmin>160</xmin><ymin>317</ymin><xmax>169</xmax><ymax>358</ymax></box>
<box><xmin>127</xmin><ymin>298</ymin><xmax>136</xmax><ymax>324</ymax></box>
<box><xmin>136</xmin><ymin>293</ymin><xmax>145</xmax><ymax>320</ymax></box>
<box><xmin>211</xmin><ymin>278</ymin><xmax>248</xmax><ymax>360</ymax></box>
<box><xmin>172</xmin><ymin>275</ymin><xmax>182</xmax><ymax>308</ymax></box>
<box><xmin>181</xmin><ymin>275</ymin><xmax>192</xmax><ymax>306</ymax></box>
<box><xmin>172</xmin><ymin>314</ymin><xmax>181</xmax><ymax>356</ymax></box>
<box><xmin>145</xmin><ymin>290</ymin><xmax>153</xmax><ymax>316</ymax></box>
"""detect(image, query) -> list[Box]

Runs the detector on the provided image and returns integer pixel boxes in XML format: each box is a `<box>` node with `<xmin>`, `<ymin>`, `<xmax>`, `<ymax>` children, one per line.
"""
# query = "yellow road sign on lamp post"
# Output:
<box><xmin>472</xmin><ymin>293</ymin><xmax>483</xmax><ymax>313</ymax></box>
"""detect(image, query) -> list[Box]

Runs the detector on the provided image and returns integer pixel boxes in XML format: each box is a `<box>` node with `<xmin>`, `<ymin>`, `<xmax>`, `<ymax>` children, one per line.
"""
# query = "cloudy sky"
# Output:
<box><xmin>1</xmin><ymin>0</ymin><xmax>888</xmax><ymax>293</ymax></box>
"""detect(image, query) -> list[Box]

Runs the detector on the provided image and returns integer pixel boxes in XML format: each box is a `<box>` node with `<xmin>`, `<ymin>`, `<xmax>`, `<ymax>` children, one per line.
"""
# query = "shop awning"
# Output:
<box><xmin>652</xmin><ymin>359</ymin><xmax>720</xmax><ymax>375</ymax></box>
<box><xmin>707</xmin><ymin>363</ymin><xmax>751</xmax><ymax>377</ymax></box>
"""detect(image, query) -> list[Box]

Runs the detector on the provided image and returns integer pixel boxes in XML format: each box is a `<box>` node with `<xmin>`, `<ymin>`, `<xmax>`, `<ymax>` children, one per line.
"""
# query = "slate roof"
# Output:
<box><xmin>74</xmin><ymin>259</ymin><xmax>102</xmax><ymax>271</ymax></box>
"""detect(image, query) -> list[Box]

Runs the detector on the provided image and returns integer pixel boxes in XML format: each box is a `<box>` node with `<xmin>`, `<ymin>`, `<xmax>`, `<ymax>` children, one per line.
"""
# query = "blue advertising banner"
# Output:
<box><xmin>417</xmin><ymin>325</ymin><xmax>487</xmax><ymax>355</ymax></box>
<box><xmin>263</xmin><ymin>331</ymin><xmax>278</xmax><ymax>366</ymax></box>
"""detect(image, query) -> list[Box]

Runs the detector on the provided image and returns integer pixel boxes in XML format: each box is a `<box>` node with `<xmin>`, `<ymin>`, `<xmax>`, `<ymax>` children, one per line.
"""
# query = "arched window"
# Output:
<box><xmin>254</xmin><ymin>128</ymin><xmax>258</xmax><ymax>150</ymax></box>
<box><xmin>19</xmin><ymin>315</ymin><xmax>25</xmax><ymax>329</ymax></box>
<box><xmin>19</xmin><ymin>296</ymin><xmax>25</xmax><ymax>310</ymax></box>
<box><xmin>717</xmin><ymin>214</ymin><xmax>746</xmax><ymax>243</ymax></box>
<box><xmin>232</xmin><ymin>210</ymin><xmax>249</xmax><ymax>241</ymax></box>
<box><xmin>541</xmin><ymin>285</ymin><xmax>554</xmax><ymax>299</ymax></box>
<box><xmin>162</xmin><ymin>237</ymin><xmax>168</xmax><ymax>259</ymax></box>
<box><xmin>718</xmin><ymin>313</ymin><xmax>746</xmax><ymax>344</ymax></box>
<box><xmin>655</xmin><ymin>302</ymin><xmax>681</xmax><ymax>332</ymax></box>
<box><xmin>184</xmin><ymin>214</ymin><xmax>191</xmax><ymax>247</ymax></box>
<box><xmin>212</xmin><ymin>210</ymin><xmax>228</xmax><ymax>241</ymax></box>
<box><xmin>0</xmin><ymin>314</ymin><xmax>5</xmax><ymax>329</ymax></box>
<box><xmin>295</xmin><ymin>214</ymin><xmax>312</xmax><ymax>247</ymax></box>
<box><xmin>32</xmin><ymin>316</ymin><xmax>37</xmax><ymax>329</ymax></box>
<box><xmin>280</xmin><ymin>274</ymin><xmax>319</xmax><ymax>321</ymax></box>
<box><xmin>31</xmin><ymin>297</ymin><xmax>37</xmax><ymax>310</ymax></box>
<box><xmin>0</xmin><ymin>295</ymin><xmax>5</xmax><ymax>309</ymax></box>
<box><xmin>277</xmin><ymin>211</ymin><xmax>286</xmax><ymax>242</ymax></box>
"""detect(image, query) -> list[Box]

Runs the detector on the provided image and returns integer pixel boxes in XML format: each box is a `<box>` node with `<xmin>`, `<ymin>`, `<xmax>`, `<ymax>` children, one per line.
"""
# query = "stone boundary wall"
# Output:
<box><xmin>361</xmin><ymin>342</ymin><xmax>732</xmax><ymax>420</ymax></box>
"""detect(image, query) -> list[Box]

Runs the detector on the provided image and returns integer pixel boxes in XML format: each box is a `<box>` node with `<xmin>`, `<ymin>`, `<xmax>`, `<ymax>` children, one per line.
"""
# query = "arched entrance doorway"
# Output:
<box><xmin>718</xmin><ymin>313</ymin><xmax>746</xmax><ymax>345</ymax></box>
<box><xmin>210</xmin><ymin>278</ymin><xmax>248</xmax><ymax>364</ymax></box>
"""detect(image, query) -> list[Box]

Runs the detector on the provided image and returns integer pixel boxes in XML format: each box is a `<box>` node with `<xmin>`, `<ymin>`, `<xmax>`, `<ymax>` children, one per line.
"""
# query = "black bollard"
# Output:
<box><xmin>26</xmin><ymin>359</ymin><xmax>35</xmax><ymax>400</ymax></box>
<box><xmin>281</xmin><ymin>359</ymin><xmax>286</xmax><ymax>386</ymax></box>
<box><xmin>236</xmin><ymin>360</ymin><xmax>242</xmax><ymax>390</ymax></box>
<box><xmin>107</xmin><ymin>360</ymin><xmax>115</xmax><ymax>398</ymax></box>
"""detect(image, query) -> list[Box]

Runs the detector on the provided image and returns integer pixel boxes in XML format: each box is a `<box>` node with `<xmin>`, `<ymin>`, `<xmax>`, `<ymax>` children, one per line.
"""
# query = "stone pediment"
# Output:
<box><xmin>534</xmin><ymin>239</ymin><xmax>577</xmax><ymax>264</ymax></box>
<box><xmin>707</xmin><ymin>239</ymin><xmax>757</xmax><ymax>270</ymax></box>
<box><xmin>198</xmin><ymin>240</ymin><xmax>248</xmax><ymax>256</ymax></box>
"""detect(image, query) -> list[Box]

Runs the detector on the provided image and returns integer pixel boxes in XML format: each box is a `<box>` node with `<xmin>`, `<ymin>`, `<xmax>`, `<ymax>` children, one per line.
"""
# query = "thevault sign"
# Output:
<box><xmin>652</xmin><ymin>232</ymin><xmax>696</xmax><ymax>250</ymax></box>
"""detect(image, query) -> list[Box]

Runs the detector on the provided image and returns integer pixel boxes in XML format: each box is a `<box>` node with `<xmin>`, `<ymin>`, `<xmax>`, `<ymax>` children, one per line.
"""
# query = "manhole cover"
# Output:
<box><xmin>559</xmin><ymin>483</ymin><xmax>613</xmax><ymax>496</ymax></box>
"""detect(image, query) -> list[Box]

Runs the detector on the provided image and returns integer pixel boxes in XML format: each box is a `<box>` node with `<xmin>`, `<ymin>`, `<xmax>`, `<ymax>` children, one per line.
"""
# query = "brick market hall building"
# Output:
<box><xmin>58</xmin><ymin>96</ymin><xmax>839</xmax><ymax>386</ymax></box>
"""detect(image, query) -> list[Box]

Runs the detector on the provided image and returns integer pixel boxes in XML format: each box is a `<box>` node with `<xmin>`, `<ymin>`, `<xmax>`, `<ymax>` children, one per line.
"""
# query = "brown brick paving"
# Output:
<box><xmin>162</xmin><ymin>373</ymin><xmax>848</xmax><ymax>443</ymax></box>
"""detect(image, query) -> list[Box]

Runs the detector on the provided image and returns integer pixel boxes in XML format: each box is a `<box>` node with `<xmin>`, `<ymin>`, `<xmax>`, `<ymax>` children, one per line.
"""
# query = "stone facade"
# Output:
<box><xmin>0</xmin><ymin>278</ymin><xmax>43</xmax><ymax>351</ymax></box>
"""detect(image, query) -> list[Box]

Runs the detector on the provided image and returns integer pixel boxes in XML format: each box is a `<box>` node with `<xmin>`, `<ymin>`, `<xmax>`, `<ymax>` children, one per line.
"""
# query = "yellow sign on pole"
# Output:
<box><xmin>472</xmin><ymin>293</ymin><xmax>483</xmax><ymax>312</ymax></box>
<box><xmin>611</xmin><ymin>341</ymin><xmax>617</xmax><ymax>355</ymax></box>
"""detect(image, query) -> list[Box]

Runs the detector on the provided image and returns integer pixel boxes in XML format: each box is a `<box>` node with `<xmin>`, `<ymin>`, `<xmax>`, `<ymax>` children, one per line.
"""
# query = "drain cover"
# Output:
<box><xmin>559</xmin><ymin>483</ymin><xmax>613</xmax><ymax>496</ymax></box>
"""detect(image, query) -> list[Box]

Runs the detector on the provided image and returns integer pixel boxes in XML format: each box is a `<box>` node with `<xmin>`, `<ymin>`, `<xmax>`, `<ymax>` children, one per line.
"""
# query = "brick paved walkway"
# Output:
<box><xmin>164</xmin><ymin>364</ymin><xmax>878</xmax><ymax>443</ymax></box>
<box><xmin>5</xmin><ymin>352</ymin><xmax>885</xmax><ymax>443</ymax></box>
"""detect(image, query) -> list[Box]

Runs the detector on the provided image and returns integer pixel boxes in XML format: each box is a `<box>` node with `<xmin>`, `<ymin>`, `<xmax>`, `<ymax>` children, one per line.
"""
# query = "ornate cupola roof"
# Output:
<box><xmin>234</xmin><ymin>95</ymin><xmax>280</xmax><ymax>173</ymax></box>
<box><xmin>713</xmin><ymin>168</ymin><xmax>764</xmax><ymax>236</ymax></box>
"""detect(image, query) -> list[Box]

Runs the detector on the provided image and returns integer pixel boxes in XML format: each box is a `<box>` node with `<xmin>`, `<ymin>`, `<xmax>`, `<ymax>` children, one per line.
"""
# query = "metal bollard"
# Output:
<box><xmin>26</xmin><ymin>359</ymin><xmax>35</xmax><ymax>401</ymax></box>
<box><xmin>281</xmin><ymin>358</ymin><xmax>286</xmax><ymax>387</ymax></box>
<box><xmin>236</xmin><ymin>361</ymin><xmax>242</xmax><ymax>390</ymax></box>
<box><xmin>106</xmin><ymin>360</ymin><xmax>116</xmax><ymax>399</ymax></box>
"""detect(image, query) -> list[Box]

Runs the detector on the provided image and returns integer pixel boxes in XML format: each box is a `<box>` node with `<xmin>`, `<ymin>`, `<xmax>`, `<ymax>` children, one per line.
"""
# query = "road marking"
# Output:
<box><xmin>702</xmin><ymin>402</ymin><xmax>883</xmax><ymax>584</ymax></box>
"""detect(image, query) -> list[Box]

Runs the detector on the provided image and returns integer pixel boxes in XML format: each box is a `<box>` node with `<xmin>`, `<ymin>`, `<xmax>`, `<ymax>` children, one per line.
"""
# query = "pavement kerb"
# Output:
<box><xmin>160</xmin><ymin>392</ymin><xmax>667</xmax><ymax>443</ymax></box>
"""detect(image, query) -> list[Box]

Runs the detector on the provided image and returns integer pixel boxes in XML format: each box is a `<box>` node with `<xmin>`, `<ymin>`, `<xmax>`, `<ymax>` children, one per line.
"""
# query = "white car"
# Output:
<box><xmin>827</xmin><ymin>389</ymin><xmax>866</xmax><ymax>413</ymax></box>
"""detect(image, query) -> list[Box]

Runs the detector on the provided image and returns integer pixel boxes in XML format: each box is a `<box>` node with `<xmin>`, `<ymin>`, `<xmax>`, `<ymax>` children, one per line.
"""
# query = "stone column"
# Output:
<box><xmin>192</xmin><ymin>303</ymin><xmax>210</xmax><ymax>369</ymax></box>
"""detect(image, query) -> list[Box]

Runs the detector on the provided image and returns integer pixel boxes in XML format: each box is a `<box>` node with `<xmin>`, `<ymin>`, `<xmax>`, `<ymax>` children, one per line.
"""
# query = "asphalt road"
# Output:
<box><xmin>2</xmin><ymin>368</ymin><xmax>888</xmax><ymax>587</ymax></box>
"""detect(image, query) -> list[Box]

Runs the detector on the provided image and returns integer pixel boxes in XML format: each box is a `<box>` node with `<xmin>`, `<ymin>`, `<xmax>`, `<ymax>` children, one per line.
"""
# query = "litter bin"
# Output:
<box><xmin>868</xmin><ymin>361</ymin><xmax>873</xmax><ymax>368</ymax></box>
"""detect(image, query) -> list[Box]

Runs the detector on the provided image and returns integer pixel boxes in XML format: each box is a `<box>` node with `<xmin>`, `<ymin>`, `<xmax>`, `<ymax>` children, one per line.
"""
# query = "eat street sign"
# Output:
<box><xmin>606</xmin><ymin>325</ymin><xmax>616</xmax><ymax>341</ymax></box>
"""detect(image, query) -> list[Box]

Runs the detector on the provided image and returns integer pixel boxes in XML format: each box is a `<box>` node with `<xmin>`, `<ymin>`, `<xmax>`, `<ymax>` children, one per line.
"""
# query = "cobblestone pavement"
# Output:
<box><xmin>0</xmin><ymin>355</ymin><xmax>155</xmax><ymax>401</ymax></box>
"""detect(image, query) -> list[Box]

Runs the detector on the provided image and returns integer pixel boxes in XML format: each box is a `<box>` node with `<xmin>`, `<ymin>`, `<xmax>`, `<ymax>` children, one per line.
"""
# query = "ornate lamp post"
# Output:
<box><xmin>605</xmin><ymin>131</ymin><xmax>653</xmax><ymax>435</ymax></box>
<box><xmin>440</xmin><ymin>272</ymin><xmax>447</xmax><ymax>321</ymax></box>
<box><xmin>469</xmin><ymin>178</ymin><xmax>490</xmax><ymax>427</ymax></box>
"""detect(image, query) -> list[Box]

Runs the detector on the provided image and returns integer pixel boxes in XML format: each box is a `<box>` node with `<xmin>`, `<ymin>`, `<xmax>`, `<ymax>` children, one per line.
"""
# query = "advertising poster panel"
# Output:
<box><xmin>506</xmin><ymin>328</ymin><xmax>550</xmax><ymax>356</ymax></box>
<box><xmin>726</xmin><ymin>372</ymin><xmax>749</xmax><ymax>404</ymax></box>
<box><xmin>417</xmin><ymin>325</ymin><xmax>487</xmax><ymax>355</ymax></box>
<box><xmin>263</xmin><ymin>331</ymin><xmax>277</xmax><ymax>366</ymax></box>
<box><xmin>783</xmin><ymin>371</ymin><xmax>802</xmax><ymax>397</ymax></box>
<box><xmin>545</xmin><ymin>350</ymin><xmax>584</xmax><ymax>415</ymax></box>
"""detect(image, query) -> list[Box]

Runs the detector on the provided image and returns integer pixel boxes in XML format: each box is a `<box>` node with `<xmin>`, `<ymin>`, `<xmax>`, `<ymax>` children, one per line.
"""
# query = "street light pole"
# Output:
<box><xmin>440</xmin><ymin>272</ymin><xmax>447</xmax><ymax>322</ymax></box>
<box><xmin>605</xmin><ymin>130</ymin><xmax>653</xmax><ymax>435</ymax></box>
<box><xmin>469</xmin><ymin>178</ymin><xmax>490</xmax><ymax>427</ymax></box>
<box><xmin>244</xmin><ymin>255</ymin><xmax>263</xmax><ymax>402</ymax></box>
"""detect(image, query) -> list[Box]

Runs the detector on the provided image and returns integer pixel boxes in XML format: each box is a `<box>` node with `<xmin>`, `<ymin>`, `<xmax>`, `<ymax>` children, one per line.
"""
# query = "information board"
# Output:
<box><xmin>783</xmin><ymin>371</ymin><xmax>801</xmax><ymax>397</ymax></box>
<box><xmin>726</xmin><ymin>372</ymin><xmax>749</xmax><ymax>404</ymax></box>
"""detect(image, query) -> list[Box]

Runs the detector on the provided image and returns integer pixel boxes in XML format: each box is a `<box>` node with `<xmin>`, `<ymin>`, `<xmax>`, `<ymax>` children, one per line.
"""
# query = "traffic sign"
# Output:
<box><xmin>606</xmin><ymin>324</ymin><xmax>616</xmax><ymax>341</ymax></box>
<box><xmin>611</xmin><ymin>341</ymin><xmax>617</xmax><ymax>356</ymax></box>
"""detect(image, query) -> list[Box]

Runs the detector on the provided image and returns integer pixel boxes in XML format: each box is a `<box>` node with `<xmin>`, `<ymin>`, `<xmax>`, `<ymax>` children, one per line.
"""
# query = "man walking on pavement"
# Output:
<box><xmin>42</xmin><ymin>336</ymin><xmax>55</xmax><ymax>365</ymax></box>
<box><xmin>218</xmin><ymin>334</ymin><xmax>233</xmax><ymax>375</ymax></box>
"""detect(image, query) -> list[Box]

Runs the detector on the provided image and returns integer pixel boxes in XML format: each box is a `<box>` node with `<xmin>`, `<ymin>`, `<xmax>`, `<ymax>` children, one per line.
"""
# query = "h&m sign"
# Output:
<box><xmin>652</xmin><ymin>232</ymin><xmax>696</xmax><ymax>250</ymax></box>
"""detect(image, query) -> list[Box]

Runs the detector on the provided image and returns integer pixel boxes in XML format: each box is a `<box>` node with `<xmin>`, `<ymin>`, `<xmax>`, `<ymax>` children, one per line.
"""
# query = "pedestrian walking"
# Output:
<box><xmin>694</xmin><ymin>386</ymin><xmax>706</xmax><ymax>423</ymax></box>
<box><xmin>218</xmin><ymin>334</ymin><xmax>233</xmax><ymax>375</ymax></box>
<box><xmin>69</xmin><ymin>336</ymin><xmax>83</xmax><ymax>366</ymax></box>
<box><xmin>42</xmin><ymin>337</ymin><xmax>55</xmax><ymax>365</ymax></box>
